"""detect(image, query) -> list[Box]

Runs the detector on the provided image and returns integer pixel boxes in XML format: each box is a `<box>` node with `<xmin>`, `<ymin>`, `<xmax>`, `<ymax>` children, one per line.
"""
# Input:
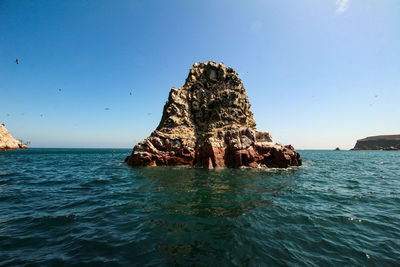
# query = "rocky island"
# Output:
<box><xmin>352</xmin><ymin>135</ymin><xmax>400</xmax><ymax>150</ymax></box>
<box><xmin>0</xmin><ymin>125</ymin><xmax>27</xmax><ymax>151</ymax></box>
<box><xmin>126</xmin><ymin>61</ymin><xmax>301</xmax><ymax>168</ymax></box>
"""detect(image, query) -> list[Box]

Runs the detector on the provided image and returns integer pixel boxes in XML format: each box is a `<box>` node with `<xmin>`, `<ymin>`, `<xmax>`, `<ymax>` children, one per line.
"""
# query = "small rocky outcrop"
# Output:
<box><xmin>0</xmin><ymin>125</ymin><xmax>27</xmax><ymax>151</ymax></box>
<box><xmin>126</xmin><ymin>61</ymin><xmax>301</xmax><ymax>168</ymax></box>
<box><xmin>352</xmin><ymin>135</ymin><xmax>400</xmax><ymax>150</ymax></box>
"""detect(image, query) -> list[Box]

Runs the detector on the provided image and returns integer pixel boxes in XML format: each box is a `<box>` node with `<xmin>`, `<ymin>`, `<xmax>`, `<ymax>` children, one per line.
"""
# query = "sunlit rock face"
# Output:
<box><xmin>126</xmin><ymin>61</ymin><xmax>301</xmax><ymax>168</ymax></box>
<box><xmin>0</xmin><ymin>125</ymin><xmax>27</xmax><ymax>151</ymax></box>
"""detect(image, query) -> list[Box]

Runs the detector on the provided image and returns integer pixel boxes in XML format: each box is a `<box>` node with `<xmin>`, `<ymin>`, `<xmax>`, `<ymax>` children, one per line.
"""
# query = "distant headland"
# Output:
<box><xmin>125</xmin><ymin>61</ymin><xmax>301</xmax><ymax>168</ymax></box>
<box><xmin>351</xmin><ymin>135</ymin><xmax>400</xmax><ymax>150</ymax></box>
<box><xmin>0</xmin><ymin>125</ymin><xmax>27</xmax><ymax>151</ymax></box>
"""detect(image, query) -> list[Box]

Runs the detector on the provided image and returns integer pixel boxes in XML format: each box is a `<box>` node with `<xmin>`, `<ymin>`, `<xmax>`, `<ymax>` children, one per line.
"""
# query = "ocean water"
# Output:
<box><xmin>0</xmin><ymin>149</ymin><xmax>399</xmax><ymax>266</ymax></box>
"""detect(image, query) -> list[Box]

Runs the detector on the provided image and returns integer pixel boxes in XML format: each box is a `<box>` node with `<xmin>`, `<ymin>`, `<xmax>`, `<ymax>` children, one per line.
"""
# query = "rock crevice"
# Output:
<box><xmin>126</xmin><ymin>61</ymin><xmax>301</xmax><ymax>168</ymax></box>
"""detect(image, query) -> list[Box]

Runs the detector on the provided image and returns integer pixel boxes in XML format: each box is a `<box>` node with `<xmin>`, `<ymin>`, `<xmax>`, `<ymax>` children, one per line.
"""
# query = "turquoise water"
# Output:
<box><xmin>0</xmin><ymin>149</ymin><xmax>399</xmax><ymax>266</ymax></box>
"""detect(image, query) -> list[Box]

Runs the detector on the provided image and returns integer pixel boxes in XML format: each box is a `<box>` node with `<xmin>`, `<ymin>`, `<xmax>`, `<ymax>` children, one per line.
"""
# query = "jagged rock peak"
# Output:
<box><xmin>157</xmin><ymin>61</ymin><xmax>256</xmax><ymax>137</ymax></box>
<box><xmin>0</xmin><ymin>125</ymin><xmax>27</xmax><ymax>151</ymax></box>
<box><xmin>184</xmin><ymin>61</ymin><xmax>240</xmax><ymax>85</ymax></box>
<box><xmin>126</xmin><ymin>62</ymin><xmax>301</xmax><ymax>169</ymax></box>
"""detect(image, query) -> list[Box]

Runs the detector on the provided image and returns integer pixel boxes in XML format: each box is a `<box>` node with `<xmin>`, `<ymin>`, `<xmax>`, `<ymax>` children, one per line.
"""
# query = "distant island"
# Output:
<box><xmin>125</xmin><ymin>61</ymin><xmax>301</xmax><ymax>168</ymax></box>
<box><xmin>0</xmin><ymin>125</ymin><xmax>27</xmax><ymax>151</ymax></box>
<box><xmin>351</xmin><ymin>135</ymin><xmax>400</xmax><ymax>150</ymax></box>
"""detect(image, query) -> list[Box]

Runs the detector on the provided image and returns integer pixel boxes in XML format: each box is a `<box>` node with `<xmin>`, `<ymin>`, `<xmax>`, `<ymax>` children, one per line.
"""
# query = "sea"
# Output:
<box><xmin>0</xmin><ymin>148</ymin><xmax>399</xmax><ymax>266</ymax></box>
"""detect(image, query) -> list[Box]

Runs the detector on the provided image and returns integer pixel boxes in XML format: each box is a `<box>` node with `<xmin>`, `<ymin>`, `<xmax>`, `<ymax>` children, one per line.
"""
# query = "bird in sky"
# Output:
<box><xmin>59</xmin><ymin>88</ymin><xmax>62</xmax><ymax>92</ymax></box>
<box><xmin>15</xmin><ymin>59</ymin><xmax>19</xmax><ymax>64</ymax></box>
<box><xmin>105</xmin><ymin>108</ymin><xmax>110</xmax><ymax>111</ymax></box>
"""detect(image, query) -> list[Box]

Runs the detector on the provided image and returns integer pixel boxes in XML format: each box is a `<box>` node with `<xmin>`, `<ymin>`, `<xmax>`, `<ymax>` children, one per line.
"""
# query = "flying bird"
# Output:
<box><xmin>15</xmin><ymin>59</ymin><xmax>19</xmax><ymax>64</ymax></box>
<box><xmin>40</xmin><ymin>114</ymin><xmax>43</xmax><ymax>117</ymax></box>
<box><xmin>59</xmin><ymin>88</ymin><xmax>62</xmax><ymax>92</ymax></box>
<box><xmin>105</xmin><ymin>108</ymin><xmax>110</xmax><ymax>110</ymax></box>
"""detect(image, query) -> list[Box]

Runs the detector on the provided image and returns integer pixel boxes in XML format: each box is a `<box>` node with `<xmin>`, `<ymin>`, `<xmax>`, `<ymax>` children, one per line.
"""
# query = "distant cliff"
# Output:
<box><xmin>0</xmin><ymin>125</ymin><xmax>27</xmax><ymax>151</ymax></box>
<box><xmin>352</xmin><ymin>135</ymin><xmax>400</xmax><ymax>150</ymax></box>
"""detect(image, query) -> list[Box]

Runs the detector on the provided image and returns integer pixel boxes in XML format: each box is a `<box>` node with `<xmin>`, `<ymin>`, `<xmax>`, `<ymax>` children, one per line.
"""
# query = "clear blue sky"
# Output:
<box><xmin>1</xmin><ymin>0</ymin><xmax>399</xmax><ymax>149</ymax></box>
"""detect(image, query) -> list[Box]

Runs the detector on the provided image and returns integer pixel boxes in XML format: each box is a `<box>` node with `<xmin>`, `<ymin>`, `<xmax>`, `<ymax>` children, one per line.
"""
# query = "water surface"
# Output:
<box><xmin>1</xmin><ymin>149</ymin><xmax>399</xmax><ymax>265</ymax></box>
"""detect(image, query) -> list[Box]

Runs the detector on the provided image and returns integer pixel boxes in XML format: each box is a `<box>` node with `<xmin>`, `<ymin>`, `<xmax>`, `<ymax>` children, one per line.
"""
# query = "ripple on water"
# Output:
<box><xmin>0</xmin><ymin>149</ymin><xmax>399</xmax><ymax>265</ymax></box>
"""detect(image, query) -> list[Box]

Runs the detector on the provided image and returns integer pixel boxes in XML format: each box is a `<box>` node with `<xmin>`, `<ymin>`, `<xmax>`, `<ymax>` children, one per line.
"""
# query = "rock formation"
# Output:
<box><xmin>352</xmin><ymin>135</ymin><xmax>400</xmax><ymax>150</ymax></box>
<box><xmin>0</xmin><ymin>125</ymin><xmax>27</xmax><ymax>151</ymax></box>
<box><xmin>126</xmin><ymin>61</ymin><xmax>301</xmax><ymax>168</ymax></box>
